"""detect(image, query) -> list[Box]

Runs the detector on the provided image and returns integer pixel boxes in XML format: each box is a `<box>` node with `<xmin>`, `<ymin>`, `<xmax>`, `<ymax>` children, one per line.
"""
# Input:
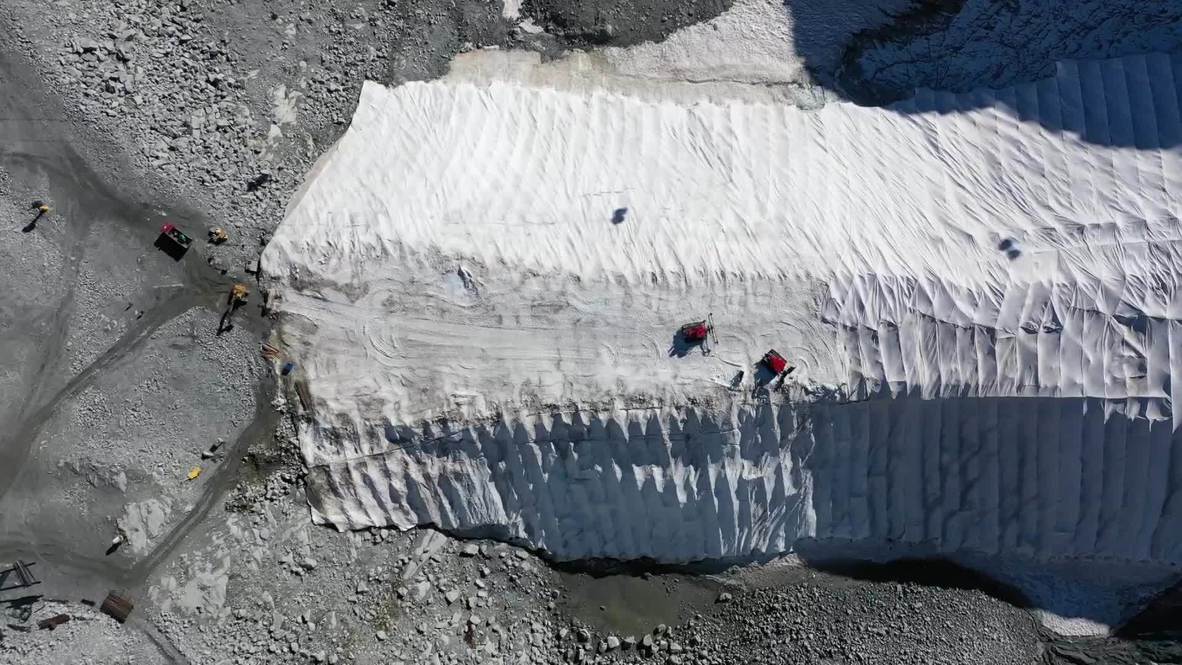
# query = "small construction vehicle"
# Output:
<box><xmin>229</xmin><ymin>283</ymin><xmax>249</xmax><ymax>307</ymax></box>
<box><xmin>208</xmin><ymin>227</ymin><xmax>228</xmax><ymax>244</ymax></box>
<box><xmin>156</xmin><ymin>222</ymin><xmax>193</xmax><ymax>260</ymax></box>
<box><xmin>760</xmin><ymin>349</ymin><xmax>793</xmax><ymax>377</ymax></box>
<box><xmin>678</xmin><ymin>314</ymin><xmax>716</xmax><ymax>354</ymax></box>
<box><xmin>217</xmin><ymin>284</ymin><xmax>250</xmax><ymax>335</ymax></box>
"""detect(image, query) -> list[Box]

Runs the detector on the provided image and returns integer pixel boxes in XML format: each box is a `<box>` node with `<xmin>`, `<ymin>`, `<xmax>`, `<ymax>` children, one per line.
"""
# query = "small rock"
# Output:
<box><xmin>576</xmin><ymin>628</ymin><xmax>591</xmax><ymax>643</ymax></box>
<box><xmin>606</xmin><ymin>636</ymin><xmax>620</xmax><ymax>651</ymax></box>
<box><xmin>445</xmin><ymin>590</ymin><xmax>462</xmax><ymax>605</ymax></box>
<box><xmin>246</xmin><ymin>172</ymin><xmax>271</xmax><ymax>191</ymax></box>
<box><xmin>413</xmin><ymin>581</ymin><xmax>431</xmax><ymax>600</ymax></box>
<box><xmin>376</xmin><ymin>631</ymin><xmax>387</xmax><ymax>641</ymax></box>
<box><xmin>716</xmin><ymin>592</ymin><xmax>732</xmax><ymax>603</ymax></box>
<box><xmin>460</xmin><ymin>543</ymin><xmax>479</xmax><ymax>557</ymax></box>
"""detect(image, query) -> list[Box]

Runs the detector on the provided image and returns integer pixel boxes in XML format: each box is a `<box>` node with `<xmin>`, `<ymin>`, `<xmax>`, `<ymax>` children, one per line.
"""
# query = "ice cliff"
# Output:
<box><xmin>304</xmin><ymin>396</ymin><xmax>1181</xmax><ymax>563</ymax></box>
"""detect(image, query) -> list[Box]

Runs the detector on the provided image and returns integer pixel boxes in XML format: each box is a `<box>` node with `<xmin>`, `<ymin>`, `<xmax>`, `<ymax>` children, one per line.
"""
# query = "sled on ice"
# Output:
<box><xmin>676</xmin><ymin>314</ymin><xmax>716</xmax><ymax>355</ymax></box>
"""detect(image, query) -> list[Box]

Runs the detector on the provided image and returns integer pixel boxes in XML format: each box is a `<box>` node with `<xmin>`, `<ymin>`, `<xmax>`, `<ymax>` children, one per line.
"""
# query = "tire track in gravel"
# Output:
<box><xmin>125</xmin><ymin>376</ymin><xmax>280</xmax><ymax>587</ymax></box>
<box><xmin>0</xmin><ymin>288</ymin><xmax>199</xmax><ymax>504</ymax></box>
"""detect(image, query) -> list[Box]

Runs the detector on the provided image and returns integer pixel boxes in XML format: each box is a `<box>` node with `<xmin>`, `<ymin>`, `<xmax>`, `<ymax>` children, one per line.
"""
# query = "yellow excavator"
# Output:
<box><xmin>217</xmin><ymin>283</ymin><xmax>250</xmax><ymax>335</ymax></box>
<box><xmin>229</xmin><ymin>283</ymin><xmax>249</xmax><ymax>306</ymax></box>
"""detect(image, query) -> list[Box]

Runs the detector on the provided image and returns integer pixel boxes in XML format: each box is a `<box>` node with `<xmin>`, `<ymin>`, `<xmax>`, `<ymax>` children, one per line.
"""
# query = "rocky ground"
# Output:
<box><xmin>0</xmin><ymin>601</ymin><xmax>168</xmax><ymax>665</ymax></box>
<box><xmin>105</xmin><ymin>438</ymin><xmax>1051</xmax><ymax>665</ymax></box>
<box><xmin>691</xmin><ymin>570</ymin><xmax>1040</xmax><ymax>665</ymax></box>
<box><xmin>0</xmin><ymin>0</ymin><xmax>1179</xmax><ymax>664</ymax></box>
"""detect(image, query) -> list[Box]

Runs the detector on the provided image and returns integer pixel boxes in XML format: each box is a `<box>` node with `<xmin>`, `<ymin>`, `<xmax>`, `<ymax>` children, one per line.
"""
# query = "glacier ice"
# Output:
<box><xmin>263</xmin><ymin>49</ymin><xmax>1182</xmax><ymax>575</ymax></box>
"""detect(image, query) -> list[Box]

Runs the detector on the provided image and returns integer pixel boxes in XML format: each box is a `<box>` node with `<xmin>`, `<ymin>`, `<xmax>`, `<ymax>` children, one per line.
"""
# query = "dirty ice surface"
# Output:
<box><xmin>263</xmin><ymin>47</ymin><xmax>1182</xmax><ymax>635</ymax></box>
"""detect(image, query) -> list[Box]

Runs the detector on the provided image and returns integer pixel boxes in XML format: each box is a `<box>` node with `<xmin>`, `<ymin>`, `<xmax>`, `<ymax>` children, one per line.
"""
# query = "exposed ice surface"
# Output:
<box><xmin>852</xmin><ymin>0</ymin><xmax>1182</xmax><ymax>100</ymax></box>
<box><xmin>263</xmin><ymin>46</ymin><xmax>1182</xmax><ymax>624</ymax></box>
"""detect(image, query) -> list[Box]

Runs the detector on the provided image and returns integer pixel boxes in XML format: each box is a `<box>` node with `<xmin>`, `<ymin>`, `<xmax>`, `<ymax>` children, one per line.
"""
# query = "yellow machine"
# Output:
<box><xmin>230</xmin><ymin>283</ymin><xmax>249</xmax><ymax>305</ymax></box>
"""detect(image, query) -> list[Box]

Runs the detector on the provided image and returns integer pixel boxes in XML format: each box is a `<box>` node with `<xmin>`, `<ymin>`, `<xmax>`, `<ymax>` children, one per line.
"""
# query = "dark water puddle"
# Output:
<box><xmin>557</xmin><ymin>570</ymin><xmax>720</xmax><ymax>636</ymax></box>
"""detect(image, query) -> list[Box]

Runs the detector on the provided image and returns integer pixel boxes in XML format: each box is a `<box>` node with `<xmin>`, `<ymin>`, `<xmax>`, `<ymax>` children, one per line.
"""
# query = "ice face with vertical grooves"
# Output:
<box><xmin>302</xmin><ymin>397</ymin><xmax>1182</xmax><ymax>563</ymax></box>
<box><xmin>265</xmin><ymin>49</ymin><xmax>1182</xmax><ymax>570</ymax></box>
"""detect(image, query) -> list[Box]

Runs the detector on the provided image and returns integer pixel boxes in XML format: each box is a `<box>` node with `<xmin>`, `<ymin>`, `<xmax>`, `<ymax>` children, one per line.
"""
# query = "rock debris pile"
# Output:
<box><xmin>684</xmin><ymin>580</ymin><xmax>1040</xmax><ymax>665</ymax></box>
<box><xmin>0</xmin><ymin>602</ymin><xmax>160</xmax><ymax>665</ymax></box>
<box><xmin>10</xmin><ymin>0</ymin><xmax>420</xmax><ymax>275</ymax></box>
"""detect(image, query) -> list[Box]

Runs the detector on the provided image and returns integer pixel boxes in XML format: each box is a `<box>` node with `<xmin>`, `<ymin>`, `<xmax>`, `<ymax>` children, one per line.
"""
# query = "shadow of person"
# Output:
<box><xmin>728</xmin><ymin>370</ymin><xmax>745</xmax><ymax>390</ymax></box>
<box><xmin>611</xmin><ymin>208</ymin><xmax>628</xmax><ymax>225</ymax></box>
<box><xmin>21</xmin><ymin>210</ymin><xmax>45</xmax><ymax>233</ymax></box>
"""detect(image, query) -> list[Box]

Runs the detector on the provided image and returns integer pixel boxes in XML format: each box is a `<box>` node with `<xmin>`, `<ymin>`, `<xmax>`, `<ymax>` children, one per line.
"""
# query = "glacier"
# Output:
<box><xmin>261</xmin><ymin>47</ymin><xmax>1182</xmax><ymax>629</ymax></box>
